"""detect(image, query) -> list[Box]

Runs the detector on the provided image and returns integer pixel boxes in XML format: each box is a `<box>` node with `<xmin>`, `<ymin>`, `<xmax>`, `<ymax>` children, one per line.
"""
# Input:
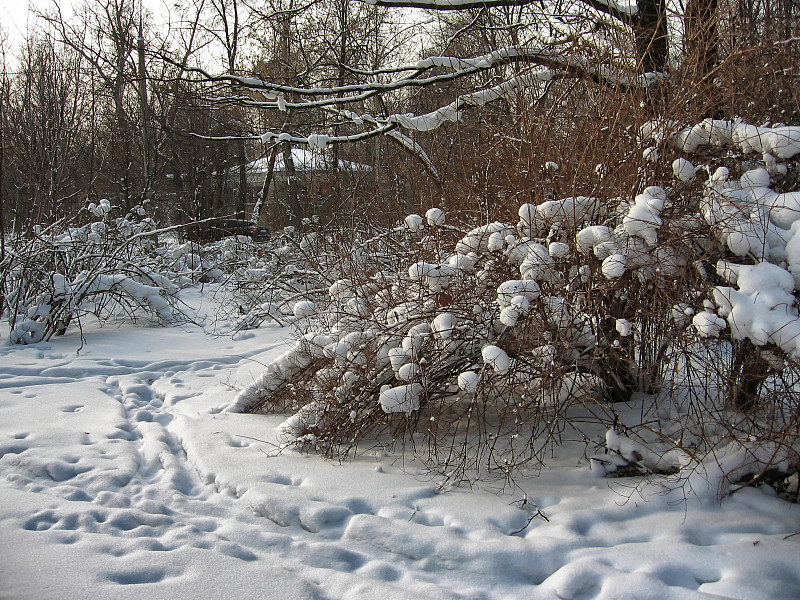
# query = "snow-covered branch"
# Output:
<box><xmin>181</xmin><ymin>46</ymin><xmax>564</xmax><ymax>99</ymax></box>
<box><xmin>386</xmin><ymin>130</ymin><xmax>442</xmax><ymax>182</ymax></box>
<box><xmin>192</xmin><ymin>45</ymin><xmax>662</xmax><ymax>150</ymax></box>
<box><xmin>359</xmin><ymin>0</ymin><xmax>637</xmax><ymax>23</ymax></box>
<box><xmin>361</xmin><ymin>0</ymin><xmax>548</xmax><ymax>9</ymax></box>
<box><xmin>249</xmin><ymin>61</ymin><xmax>660</xmax><ymax>142</ymax></box>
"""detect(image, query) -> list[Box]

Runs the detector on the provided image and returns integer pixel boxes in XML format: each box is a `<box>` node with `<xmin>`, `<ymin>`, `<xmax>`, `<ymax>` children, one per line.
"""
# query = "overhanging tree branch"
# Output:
<box><xmin>354</xmin><ymin>0</ymin><xmax>666</xmax><ymax>73</ymax></box>
<box><xmin>180</xmin><ymin>43</ymin><xmax>660</xmax><ymax>116</ymax></box>
<box><xmin>357</xmin><ymin>0</ymin><xmax>637</xmax><ymax>24</ymax></box>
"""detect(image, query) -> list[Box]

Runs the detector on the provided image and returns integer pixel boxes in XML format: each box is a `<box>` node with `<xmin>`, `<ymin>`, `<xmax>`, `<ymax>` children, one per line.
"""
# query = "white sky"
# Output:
<box><xmin>0</xmin><ymin>0</ymin><xmax>34</xmax><ymax>54</ymax></box>
<box><xmin>0</xmin><ymin>0</ymin><xmax>85</xmax><ymax>67</ymax></box>
<box><xmin>0</xmin><ymin>0</ymin><xmax>171</xmax><ymax>68</ymax></box>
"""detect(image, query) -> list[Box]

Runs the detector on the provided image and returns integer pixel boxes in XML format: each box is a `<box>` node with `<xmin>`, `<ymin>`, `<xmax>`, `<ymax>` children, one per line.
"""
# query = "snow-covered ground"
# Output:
<box><xmin>1</xmin><ymin>290</ymin><xmax>798</xmax><ymax>600</ymax></box>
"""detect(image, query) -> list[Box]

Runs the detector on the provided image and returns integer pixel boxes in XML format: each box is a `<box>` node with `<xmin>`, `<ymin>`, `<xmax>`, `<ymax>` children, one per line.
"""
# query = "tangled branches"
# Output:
<box><xmin>1</xmin><ymin>201</ymin><xmax>182</xmax><ymax>344</ymax></box>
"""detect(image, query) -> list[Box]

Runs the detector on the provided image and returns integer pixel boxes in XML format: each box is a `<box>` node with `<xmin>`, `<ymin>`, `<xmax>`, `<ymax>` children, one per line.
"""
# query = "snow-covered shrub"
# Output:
<box><xmin>2</xmin><ymin>201</ymin><xmax>183</xmax><ymax>343</ymax></box>
<box><xmin>231</xmin><ymin>125</ymin><xmax>800</xmax><ymax>492</ymax></box>
<box><xmin>219</xmin><ymin>219</ymin><xmax>406</xmax><ymax>332</ymax></box>
<box><xmin>226</xmin><ymin>195</ymin><xmax>673</xmax><ymax>476</ymax></box>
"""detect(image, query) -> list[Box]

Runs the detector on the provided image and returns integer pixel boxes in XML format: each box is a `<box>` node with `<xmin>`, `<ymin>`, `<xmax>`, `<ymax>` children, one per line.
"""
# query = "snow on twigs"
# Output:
<box><xmin>457</xmin><ymin>370</ymin><xmax>481</xmax><ymax>393</ymax></box>
<box><xmin>672</xmin><ymin>157</ymin><xmax>697</xmax><ymax>181</ymax></box>
<box><xmin>482</xmin><ymin>345</ymin><xmax>511</xmax><ymax>375</ymax></box>
<box><xmin>404</xmin><ymin>214</ymin><xmax>425</xmax><ymax>232</ymax></box>
<box><xmin>615</xmin><ymin>318</ymin><xmax>633</xmax><ymax>336</ymax></box>
<box><xmin>623</xmin><ymin>186</ymin><xmax>665</xmax><ymax>246</ymax></box>
<box><xmin>601</xmin><ymin>253</ymin><xmax>627</xmax><ymax>279</ymax></box>
<box><xmin>713</xmin><ymin>261</ymin><xmax>800</xmax><ymax>356</ymax></box>
<box><xmin>431</xmin><ymin>313</ymin><xmax>456</xmax><ymax>339</ymax></box>
<box><xmin>293</xmin><ymin>301</ymin><xmax>317</xmax><ymax>319</ymax></box>
<box><xmin>226</xmin><ymin>127</ymin><xmax>800</xmax><ymax>490</ymax></box>
<box><xmin>426</xmin><ymin>207</ymin><xmax>446</xmax><ymax>226</ymax></box>
<box><xmin>380</xmin><ymin>383</ymin><xmax>424</xmax><ymax>413</ymax></box>
<box><xmin>4</xmin><ymin>201</ymin><xmax>182</xmax><ymax>344</ymax></box>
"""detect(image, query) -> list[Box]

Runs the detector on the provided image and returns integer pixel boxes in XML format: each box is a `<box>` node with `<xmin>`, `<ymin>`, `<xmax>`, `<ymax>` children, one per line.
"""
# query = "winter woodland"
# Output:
<box><xmin>1</xmin><ymin>0</ymin><xmax>799</xmax><ymax>597</ymax></box>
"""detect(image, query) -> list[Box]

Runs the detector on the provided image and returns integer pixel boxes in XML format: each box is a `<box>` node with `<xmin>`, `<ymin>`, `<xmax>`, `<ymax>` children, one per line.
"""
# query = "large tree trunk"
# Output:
<box><xmin>634</xmin><ymin>0</ymin><xmax>669</xmax><ymax>114</ymax></box>
<box><xmin>635</xmin><ymin>0</ymin><xmax>669</xmax><ymax>73</ymax></box>
<box><xmin>727</xmin><ymin>340</ymin><xmax>771</xmax><ymax>412</ymax></box>
<box><xmin>685</xmin><ymin>0</ymin><xmax>721</xmax><ymax>117</ymax></box>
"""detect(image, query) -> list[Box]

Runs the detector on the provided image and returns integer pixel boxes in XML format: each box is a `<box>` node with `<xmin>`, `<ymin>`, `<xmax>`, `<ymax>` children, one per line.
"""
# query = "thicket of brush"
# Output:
<box><xmin>227</xmin><ymin>22</ymin><xmax>800</xmax><ymax>495</ymax></box>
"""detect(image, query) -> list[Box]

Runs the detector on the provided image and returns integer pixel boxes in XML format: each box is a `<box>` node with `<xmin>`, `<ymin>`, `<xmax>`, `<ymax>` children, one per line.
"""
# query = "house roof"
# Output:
<box><xmin>246</xmin><ymin>148</ymin><xmax>371</xmax><ymax>174</ymax></box>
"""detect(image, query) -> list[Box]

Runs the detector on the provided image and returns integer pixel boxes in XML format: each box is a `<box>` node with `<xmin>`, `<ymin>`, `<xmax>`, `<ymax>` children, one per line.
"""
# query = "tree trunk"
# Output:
<box><xmin>238</xmin><ymin>138</ymin><xmax>247</xmax><ymax>219</ymax></box>
<box><xmin>0</xmin><ymin>86</ymin><xmax>6</xmax><ymax>315</ymax></box>
<box><xmin>137</xmin><ymin>27</ymin><xmax>154</xmax><ymax>202</ymax></box>
<box><xmin>281</xmin><ymin>142</ymin><xmax>302</xmax><ymax>222</ymax></box>
<box><xmin>635</xmin><ymin>0</ymin><xmax>669</xmax><ymax>73</ymax></box>
<box><xmin>684</xmin><ymin>0</ymin><xmax>721</xmax><ymax>117</ymax></box>
<box><xmin>252</xmin><ymin>145</ymin><xmax>280</xmax><ymax>224</ymax></box>
<box><xmin>727</xmin><ymin>339</ymin><xmax>771</xmax><ymax>412</ymax></box>
<box><xmin>633</xmin><ymin>0</ymin><xmax>669</xmax><ymax>114</ymax></box>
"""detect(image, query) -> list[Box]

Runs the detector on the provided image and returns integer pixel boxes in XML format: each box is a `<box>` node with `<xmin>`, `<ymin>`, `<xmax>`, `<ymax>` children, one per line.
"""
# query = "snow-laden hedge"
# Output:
<box><xmin>2</xmin><ymin>201</ymin><xmax>185</xmax><ymax>344</ymax></box>
<box><xmin>231</xmin><ymin>121</ymin><xmax>800</xmax><ymax>491</ymax></box>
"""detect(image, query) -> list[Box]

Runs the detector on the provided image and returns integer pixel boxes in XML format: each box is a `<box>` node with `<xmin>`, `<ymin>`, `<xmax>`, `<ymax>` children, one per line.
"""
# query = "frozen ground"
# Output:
<box><xmin>1</xmin><ymin>298</ymin><xmax>799</xmax><ymax>599</ymax></box>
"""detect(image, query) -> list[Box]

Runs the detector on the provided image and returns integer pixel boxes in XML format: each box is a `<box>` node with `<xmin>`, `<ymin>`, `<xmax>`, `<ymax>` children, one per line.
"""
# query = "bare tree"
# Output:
<box><xmin>42</xmin><ymin>0</ymin><xmax>145</xmax><ymax>208</ymax></box>
<box><xmin>4</xmin><ymin>36</ymin><xmax>90</xmax><ymax>225</ymax></box>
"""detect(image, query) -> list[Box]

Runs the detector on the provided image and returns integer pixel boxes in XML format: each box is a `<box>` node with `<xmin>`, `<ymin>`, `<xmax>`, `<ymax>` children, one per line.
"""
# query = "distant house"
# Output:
<box><xmin>244</xmin><ymin>148</ymin><xmax>373</xmax><ymax>223</ymax></box>
<box><xmin>245</xmin><ymin>148</ymin><xmax>370</xmax><ymax>184</ymax></box>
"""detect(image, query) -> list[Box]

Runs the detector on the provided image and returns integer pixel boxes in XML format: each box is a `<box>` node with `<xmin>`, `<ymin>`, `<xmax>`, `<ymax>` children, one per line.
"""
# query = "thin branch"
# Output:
<box><xmin>359</xmin><ymin>0</ymin><xmax>638</xmax><ymax>25</ymax></box>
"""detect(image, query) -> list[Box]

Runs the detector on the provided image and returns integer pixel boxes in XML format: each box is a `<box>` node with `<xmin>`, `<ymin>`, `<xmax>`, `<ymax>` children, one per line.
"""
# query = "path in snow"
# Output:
<box><xmin>0</xmin><ymin>331</ymin><xmax>321</xmax><ymax>599</ymax></box>
<box><xmin>1</xmin><ymin>325</ymin><xmax>799</xmax><ymax>600</ymax></box>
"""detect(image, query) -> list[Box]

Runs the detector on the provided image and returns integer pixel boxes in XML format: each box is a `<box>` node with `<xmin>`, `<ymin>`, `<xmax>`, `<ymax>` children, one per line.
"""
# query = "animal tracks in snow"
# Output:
<box><xmin>2</xmin><ymin>327</ymin><xmax>799</xmax><ymax>600</ymax></box>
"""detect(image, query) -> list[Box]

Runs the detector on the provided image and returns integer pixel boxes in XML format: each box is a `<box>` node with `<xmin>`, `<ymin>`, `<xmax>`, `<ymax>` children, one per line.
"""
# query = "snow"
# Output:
<box><xmin>482</xmin><ymin>344</ymin><xmax>511</xmax><ymax>374</ymax></box>
<box><xmin>576</xmin><ymin>225</ymin><xmax>613</xmax><ymax>254</ymax></box>
<box><xmin>601</xmin><ymin>253</ymin><xmax>627</xmax><ymax>279</ymax></box>
<box><xmin>1</xmin><ymin>290</ymin><xmax>799</xmax><ymax>599</ymax></box>
<box><xmin>457</xmin><ymin>371</ymin><xmax>480</xmax><ymax>393</ymax></box>
<box><xmin>425</xmin><ymin>207</ymin><xmax>446</xmax><ymax>226</ymax></box>
<box><xmin>672</xmin><ymin>157</ymin><xmax>697</xmax><ymax>181</ymax></box>
<box><xmin>497</xmin><ymin>279</ymin><xmax>541</xmax><ymax>306</ymax></box>
<box><xmin>548</xmin><ymin>242</ymin><xmax>570</xmax><ymax>259</ymax></box>
<box><xmin>396</xmin><ymin>362</ymin><xmax>421</xmax><ymax>381</ymax></box>
<box><xmin>292</xmin><ymin>300</ymin><xmax>317</xmax><ymax>319</ymax></box>
<box><xmin>386</xmin><ymin>66</ymin><xmax>555</xmax><ymax>133</ymax></box>
<box><xmin>379</xmin><ymin>383</ymin><xmax>423</xmax><ymax>413</ymax></box>
<box><xmin>641</xmin><ymin>119</ymin><xmax>800</xmax><ymax>172</ymax></box>
<box><xmin>366</xmin><ymin>0</ymin><xmax>640</xmax><ymax>15</ymax></box>
<box><xmin>713</xmin><ymin>261</ymin><xmax>800</xmax><ymax>355</ymax></box>
<box><xmin>404</xmin><ymin>214</ymin><xmax>424</xmax><ymax>233</ymax></box>
<box><xmin>622</xmin><ymin>186</ymin><xmax>665</xmax><ymax>246</ymax></box>
<box><xmin>455</xmin><ymin>222</ymin><xmax>515</xmax><ymax>254</ymax></box>
<box><xmin>6</xmin><ymin>120</ymin><xmax>800</xmax><ymax>596</ymax></box>
<box><xmin>431</xmin><ymin>313</ymin><xmax>456</xmax><ymax>339</ymax></box>
<box><xmin>615</xmin><ymin>318</ymin><xmax>633</xmax><ymax>336</ymax></box>
<box><xmin>692</xmin><ymin>309</ymin><xmax>727</xmax><ymax>338</ymax></box>
<box><xmin>306</xmin><ymin>133</ymin><xmax>330</xmax><ymax>149</ymax></box>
